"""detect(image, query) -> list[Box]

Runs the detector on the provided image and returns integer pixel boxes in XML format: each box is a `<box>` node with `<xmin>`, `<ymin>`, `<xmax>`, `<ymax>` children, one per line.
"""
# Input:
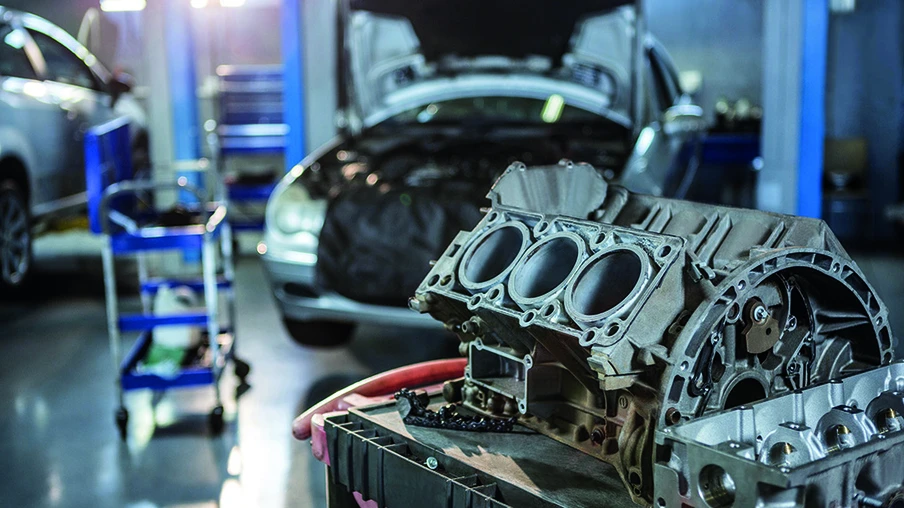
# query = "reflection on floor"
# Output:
<box><xmin>0</xmin><ymin>239</ymin><xmax>455</xmax><ymax>508</ymax></box>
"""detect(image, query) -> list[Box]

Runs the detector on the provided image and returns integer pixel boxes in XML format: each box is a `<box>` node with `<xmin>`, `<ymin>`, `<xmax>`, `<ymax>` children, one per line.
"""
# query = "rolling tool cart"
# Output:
<box><xmin>210</xmin><ymin>65</ymin><xmax>287</xmax><ymax>232</ymax></box>
<box><xmin>85</xmin><ymin>117</ymin><xmax>250</xmax><ymax>440</ymax></box>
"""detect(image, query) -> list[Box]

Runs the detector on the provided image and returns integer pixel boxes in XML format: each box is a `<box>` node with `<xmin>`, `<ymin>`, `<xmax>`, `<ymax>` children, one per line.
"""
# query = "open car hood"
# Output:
<box><xmin>340</xmin><ymin>0</ymin><xmax>640</xmax><ymax>133</ymax></box>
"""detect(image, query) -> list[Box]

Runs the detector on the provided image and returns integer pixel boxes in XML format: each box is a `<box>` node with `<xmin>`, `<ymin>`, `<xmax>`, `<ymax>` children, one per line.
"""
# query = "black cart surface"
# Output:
<box><xmin>324</xmin><ymin>394</ymin><xmax>635</xmax><ymax>508</ymax></box>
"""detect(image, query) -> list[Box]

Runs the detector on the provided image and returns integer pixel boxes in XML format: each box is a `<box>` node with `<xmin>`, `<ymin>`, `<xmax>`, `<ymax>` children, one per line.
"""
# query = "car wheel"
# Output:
<box><xmin>0</xmin><ymin>179</ymin><xmax>32</xmax><ymax>291</ymax></box>
<box><xmin>283</xmin><ymin>319</ymin><xmax>356</xmax><ymax>348</ymax></box>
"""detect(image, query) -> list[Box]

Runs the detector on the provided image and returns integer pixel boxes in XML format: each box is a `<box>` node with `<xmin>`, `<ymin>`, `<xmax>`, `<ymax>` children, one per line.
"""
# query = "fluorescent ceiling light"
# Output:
<box><xmin>220</xmin><ymin>0</ymin><xmax>246</xmax><ymax>7</ymax></box>
<box><xmin>99</xmin><ymin>0</ymin><xmax>147</xmax><ymax>12</ymax></box>
<box><xmin>191</xmin><ymin>0</ymin><xmax>209</xmax><ymax>8</ymax></box>
<box><xmin>541</xmin><ymin>94</ymin><xmax>565</xmax><ymax>123</ymax></box>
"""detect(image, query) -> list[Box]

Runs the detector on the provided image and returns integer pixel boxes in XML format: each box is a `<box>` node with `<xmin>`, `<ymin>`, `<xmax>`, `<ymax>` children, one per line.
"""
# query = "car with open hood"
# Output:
<box><xmin>261</xmin><ymin>0</ymin><xmax>706</xmax><ymax>346</ymax></box>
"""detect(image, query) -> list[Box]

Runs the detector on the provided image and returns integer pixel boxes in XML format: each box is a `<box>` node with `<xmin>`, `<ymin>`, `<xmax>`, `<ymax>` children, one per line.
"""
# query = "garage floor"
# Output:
<box><xmin>0</xmin><ymin>233</ymin><xmax>456</xmax><ymax>508</ymax></box>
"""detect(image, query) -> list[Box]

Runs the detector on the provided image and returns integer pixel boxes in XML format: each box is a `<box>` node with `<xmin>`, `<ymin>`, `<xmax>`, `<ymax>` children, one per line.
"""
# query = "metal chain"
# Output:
<box><xmin>394</xmin><ymin>389</ymin><xmax>516</xmax><ymax>432</ymax></box>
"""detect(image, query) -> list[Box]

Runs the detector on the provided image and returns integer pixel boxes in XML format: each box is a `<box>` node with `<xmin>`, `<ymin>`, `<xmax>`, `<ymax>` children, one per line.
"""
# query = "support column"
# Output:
<box><xmin>759</xmin><ymin>0</ymin><xmax>828</xmax><ymax>217</ymax></box>
<box><xmin>282</xmin><ymin>0</ymin><xmax>306</xmax><ymax>172</ymax></box>
<box><xmin>144</xmin><ymin>0</ymin><xmax>201</xmax><ymax>189</ymax></box>
<box><xmin>165</xmin><ymin>0</ymin><xmax>202</xmax><ymax>201</ymax></box>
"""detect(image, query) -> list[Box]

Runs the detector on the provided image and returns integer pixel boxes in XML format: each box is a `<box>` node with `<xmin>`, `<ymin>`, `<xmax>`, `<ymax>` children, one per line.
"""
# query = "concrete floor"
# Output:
<box><xmin>0</xmin><ymin>233</ymin><xmax>455</xmax><ymax>508</ymax></box>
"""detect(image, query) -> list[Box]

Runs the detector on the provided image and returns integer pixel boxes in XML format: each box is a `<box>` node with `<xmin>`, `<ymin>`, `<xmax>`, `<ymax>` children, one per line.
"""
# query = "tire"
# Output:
<box><xmin>283</xmin><ymin>319</ymin><xmax>356</xmax><ymax>348</ymax></box>
<box><xmin>0</xmin><ymin>179</ymin><xmax>32</xmax><ymax>292</ymax></box>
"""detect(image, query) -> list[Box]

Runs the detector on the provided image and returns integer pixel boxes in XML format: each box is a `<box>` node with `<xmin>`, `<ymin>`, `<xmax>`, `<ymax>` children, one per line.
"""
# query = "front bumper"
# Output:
<box><xmin>261</xmin><ymin>250</ymin><xmax>440</xmax><ymax>328</ymax></box>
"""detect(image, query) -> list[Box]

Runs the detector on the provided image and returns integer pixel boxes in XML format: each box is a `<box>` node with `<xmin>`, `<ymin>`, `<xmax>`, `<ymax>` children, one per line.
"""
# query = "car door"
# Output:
<box><xmin>0</xmin><ymin>21</ymin><xmax>70</xmax><ymax>209</ymax></box>
<box><xmin>619</xmin><ymin>40</ymin><xmax>706</xmax><ymax>197</ymax></box>
<box><xmin>24</xmin><ymin>24</ymin><xmax>116</xmax><ymax>200</ymax></box>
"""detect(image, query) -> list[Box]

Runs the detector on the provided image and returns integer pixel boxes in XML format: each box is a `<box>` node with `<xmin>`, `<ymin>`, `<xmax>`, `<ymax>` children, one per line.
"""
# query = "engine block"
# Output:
<box><xmin>410</xmin><ymin>161</ymin><xmax>895</xmax><ymax>505</ymax></box>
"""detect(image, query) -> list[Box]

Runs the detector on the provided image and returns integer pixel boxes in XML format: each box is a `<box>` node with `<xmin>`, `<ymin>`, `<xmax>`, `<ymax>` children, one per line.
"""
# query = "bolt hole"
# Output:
<box><xmin>658</xmin><ymin>245</ymin><xmax>672</xmax><ymax>257</ymax></box>
<box><xmin>727</xmin><ymin>303</ymin><xmax>740</xmax><ymax>320</ymax></box>
<box><xmin>698</xmin><ymin>465</ymin><xmax>736</xmax><ymax>508</ymax></box>
<box><xmin>489</xmin><ymin>288</ymin><xmax>501</xmax><ymax>300</ymax></box>
<box><xmin>591</xmin><ymin>427</ymin><xmax>605</xmax><ymax>445</ymax></box>
<box><xmin>657</xmin><ymin>498</ymin><xmax>666</xmax><ymax>508</ymax></box>
<box><xmin>629</xmin><ymin>471</ymin><xmax>642</xmax><ymax>487</ymax></box>
<box><xmin>605</xmin><ymin>322</ymin><xmax>620</xmax><ymax>336</ymax></box>
<box><xmin>680</xmin><ymin>361</ymin><xmax>689</xmax><ymax>371</ymax></box>
<box><xmin>766</xmin><ymin>327</ymin><xmax>772</xmax><ymax>336</ymax></box>
<box><xmin>536</xmin><ymin>221</ymin><xmax>549</xmax><ymax>233</ymax></box>
<box><xmin>666</xmin><ymin>408</ymin><xmax>681</xmax><ymax>425</ymax></box>
<box><xmin>488</xmin><ymin>211</ymin><xmax>499</xmax><ymax>222</ymax></box>
<box><xmin>832</xmin><ymin>263</ymin><xmax>840</xmax><ymax>273</ymax></box>
<box><xmin>428</xmin><ymin>274</ymin><xmax>440</xmax><ymax>286</ymax></box>
<box><xmin>580</xmin><ymin>329</ymin><xmax>597</xmax><ymax>346</ymax></box>
<box><xmin>595</xmin><ymin>232</ymin><xmax>607</xmax><ymax>244</ymax></box>
<box><xmin>440</xmin><ymin>275</ymin><xmax>452</xmax><ymax>286</ymax></box>
<box><xmin>469</xmin><ymin>295</ymin><xmax>482</xmax><ymax>307</ymax></box>
<box><xmin>737</xmin><ymin>280</ymin><xmax>747</xmax><ymax>291</ymax></box>
<box><xmin>543</xmin><ymin>305</ymin><xmax>555</xmax><ymax>317</ymax></box>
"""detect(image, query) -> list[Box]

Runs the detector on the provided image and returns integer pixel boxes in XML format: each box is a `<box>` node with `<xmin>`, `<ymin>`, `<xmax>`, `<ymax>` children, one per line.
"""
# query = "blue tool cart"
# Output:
<box><xmin>86</xmin><ymin>117</ymin><xmax>250</xmax><ymax>439</ymax></box>
<box><xmin>210</xmin><ymin>65</ymin><xmax>287</xmax><ymax>231</ymax></box>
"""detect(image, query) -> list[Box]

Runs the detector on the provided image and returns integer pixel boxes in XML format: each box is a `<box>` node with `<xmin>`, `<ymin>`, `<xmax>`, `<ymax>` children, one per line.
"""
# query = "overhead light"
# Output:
<box><xmin>220</xmin><ymin>0</ymin><xmax>246</xmax><ymax>7</ymax></box>
<box><xmin>99</xmin><ymin>0</ymin><xmax>147</xmax><ymax>12</ymax></box>
<box><xmin>191</xmin><ymin>0</ymin><xmax>209</xmax><ymax>8</ymax></box>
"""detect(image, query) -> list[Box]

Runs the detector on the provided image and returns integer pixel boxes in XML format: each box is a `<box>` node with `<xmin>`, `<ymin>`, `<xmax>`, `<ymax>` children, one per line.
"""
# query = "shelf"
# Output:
<box><xmin>109</xmin><ymin>222</ymin><xmax>223</xmax><ymax>254</ymax></box>
<box><xmin>118</xmin><ymin>312</ymin><xmax>209</xmax><ymax>332</ymax></box>
<box><xmin>119</xmin><ymin>331</ymin><xmax>234</xmax><ymax>392</ymax></box>
<box><xmin>140</xmin><ymin>277</ymin><xmax>232</xmax><ymax>295</ymax></box>
<box><xmin>228</xmin><ymin>183</ymin><xmax>276</xmax><ymax>202</ymax></box>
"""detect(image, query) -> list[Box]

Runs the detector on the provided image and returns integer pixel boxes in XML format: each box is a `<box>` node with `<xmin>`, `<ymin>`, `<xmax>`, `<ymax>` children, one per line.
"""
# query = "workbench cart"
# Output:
<box><xmin>211</xmin><ymin>65</ymin><xmax>287</xmax><ymax>232</ymax></box>
<box><xmin>85</xmin><ymin>117</ymin><xmax>250</xmax><ymax>440</ymax></box>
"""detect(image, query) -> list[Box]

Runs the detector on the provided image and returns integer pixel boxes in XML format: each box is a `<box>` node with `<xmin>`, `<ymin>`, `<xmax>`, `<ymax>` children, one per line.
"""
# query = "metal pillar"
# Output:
<box><xmin>282</xmin><ymin>0</ymin><xmax>306</xmax><ymax>171</ymax></box>
<box><xmin>759</xmin><ymin>0</ymin><xmax>828</xmax><ymax>217</ymax></box>
<box><xmin>165</xmin><ymin>0</ymin><xmax>203</xmax><ymax>202</ymax></box>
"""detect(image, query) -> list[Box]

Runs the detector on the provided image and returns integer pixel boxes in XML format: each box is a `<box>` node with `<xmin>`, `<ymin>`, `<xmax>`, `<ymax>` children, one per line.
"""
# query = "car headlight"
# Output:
<box><xmin>269</xmin><ymin>183</ymin><xmax>328</xmax><ymax>236</ymax></box>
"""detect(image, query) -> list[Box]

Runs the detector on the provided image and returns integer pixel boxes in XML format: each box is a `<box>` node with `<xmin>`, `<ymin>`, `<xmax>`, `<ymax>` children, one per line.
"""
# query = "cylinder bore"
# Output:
<box><xmin>568</xmin><ymin>249</ymin><xmax>644</xmax><ymax>318</ymax></box>
<box><xmin>511</xmin><ymin>235</ymin><xmax>581</xmax><ymax>301</ymax></box>
<box><xmin>460</xmin><ymin>224</ymin><xmax>527</xmax><ymax>288</ymax></box>
<box><xmin>723</xmin><ymin>378</ymin><xmax>767</xmax><ymax>410</ymax></box>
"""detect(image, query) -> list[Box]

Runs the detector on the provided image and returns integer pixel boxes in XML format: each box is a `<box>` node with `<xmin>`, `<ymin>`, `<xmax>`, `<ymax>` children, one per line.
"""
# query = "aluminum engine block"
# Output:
<box><xmin>410</xmin><ymin>161</ymin><xmax>896</xmax><ymax>505</ymax></box>
<box><xmin>656</xmin><ymin>362</ymin><xmax>904</xmax><ymax>507</ymax></box>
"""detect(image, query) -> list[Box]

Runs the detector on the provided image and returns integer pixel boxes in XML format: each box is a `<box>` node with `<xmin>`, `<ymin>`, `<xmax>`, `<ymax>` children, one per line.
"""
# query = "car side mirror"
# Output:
<box><xmin>661</xmin><ymin>104</ymin><xmax>707</xmax><ymax>136</ymax></box>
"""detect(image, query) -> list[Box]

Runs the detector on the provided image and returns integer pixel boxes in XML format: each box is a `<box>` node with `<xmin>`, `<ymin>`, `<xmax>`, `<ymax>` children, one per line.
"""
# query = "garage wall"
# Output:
<box><xmin>826</xmin><ymin>2</ymin><xmax>904</xmax><ymax>239</ymax></box>
<box><xmin>301</xmin><ymin>0</ymin><xmax>339</xmax><ymax>153</ymax></box>
<box><xmin>646</xmin><ymin>0</ymin><xmax>763</xmax><ymax>120</ymax></box>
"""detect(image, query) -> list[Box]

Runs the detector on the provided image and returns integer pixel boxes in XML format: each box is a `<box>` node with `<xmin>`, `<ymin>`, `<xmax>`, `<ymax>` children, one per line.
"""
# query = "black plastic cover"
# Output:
<box><xmin>317</xmin><ymin>184</ymin><xmax>483</xmax><ymax>305</ymax></box>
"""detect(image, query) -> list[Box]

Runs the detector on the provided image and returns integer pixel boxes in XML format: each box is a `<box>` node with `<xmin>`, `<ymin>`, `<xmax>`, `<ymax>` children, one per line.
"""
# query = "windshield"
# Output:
<box><xmin>385</xmin><ymin>96</ymin><xmax>608</xmax><ymax>126</ymax></box>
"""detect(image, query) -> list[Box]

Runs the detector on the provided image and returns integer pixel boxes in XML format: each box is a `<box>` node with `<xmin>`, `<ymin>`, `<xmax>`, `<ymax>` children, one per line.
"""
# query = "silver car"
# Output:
<box><xmin>0</xmin><ymin>6</ymin><xmax>147</xmax><ymax>290</ymax></box>
<box><xmin>261</xmin><ymin>1</ymin><xmax>705</xmax><ymax>346</ymax></box>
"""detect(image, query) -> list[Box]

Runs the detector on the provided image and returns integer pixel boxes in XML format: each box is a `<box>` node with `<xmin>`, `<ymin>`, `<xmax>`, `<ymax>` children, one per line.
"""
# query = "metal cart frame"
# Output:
<box><xmin>86</xmin><ymin>117</ymin><xmax>249</xmax><ymax>439</ymax></box>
